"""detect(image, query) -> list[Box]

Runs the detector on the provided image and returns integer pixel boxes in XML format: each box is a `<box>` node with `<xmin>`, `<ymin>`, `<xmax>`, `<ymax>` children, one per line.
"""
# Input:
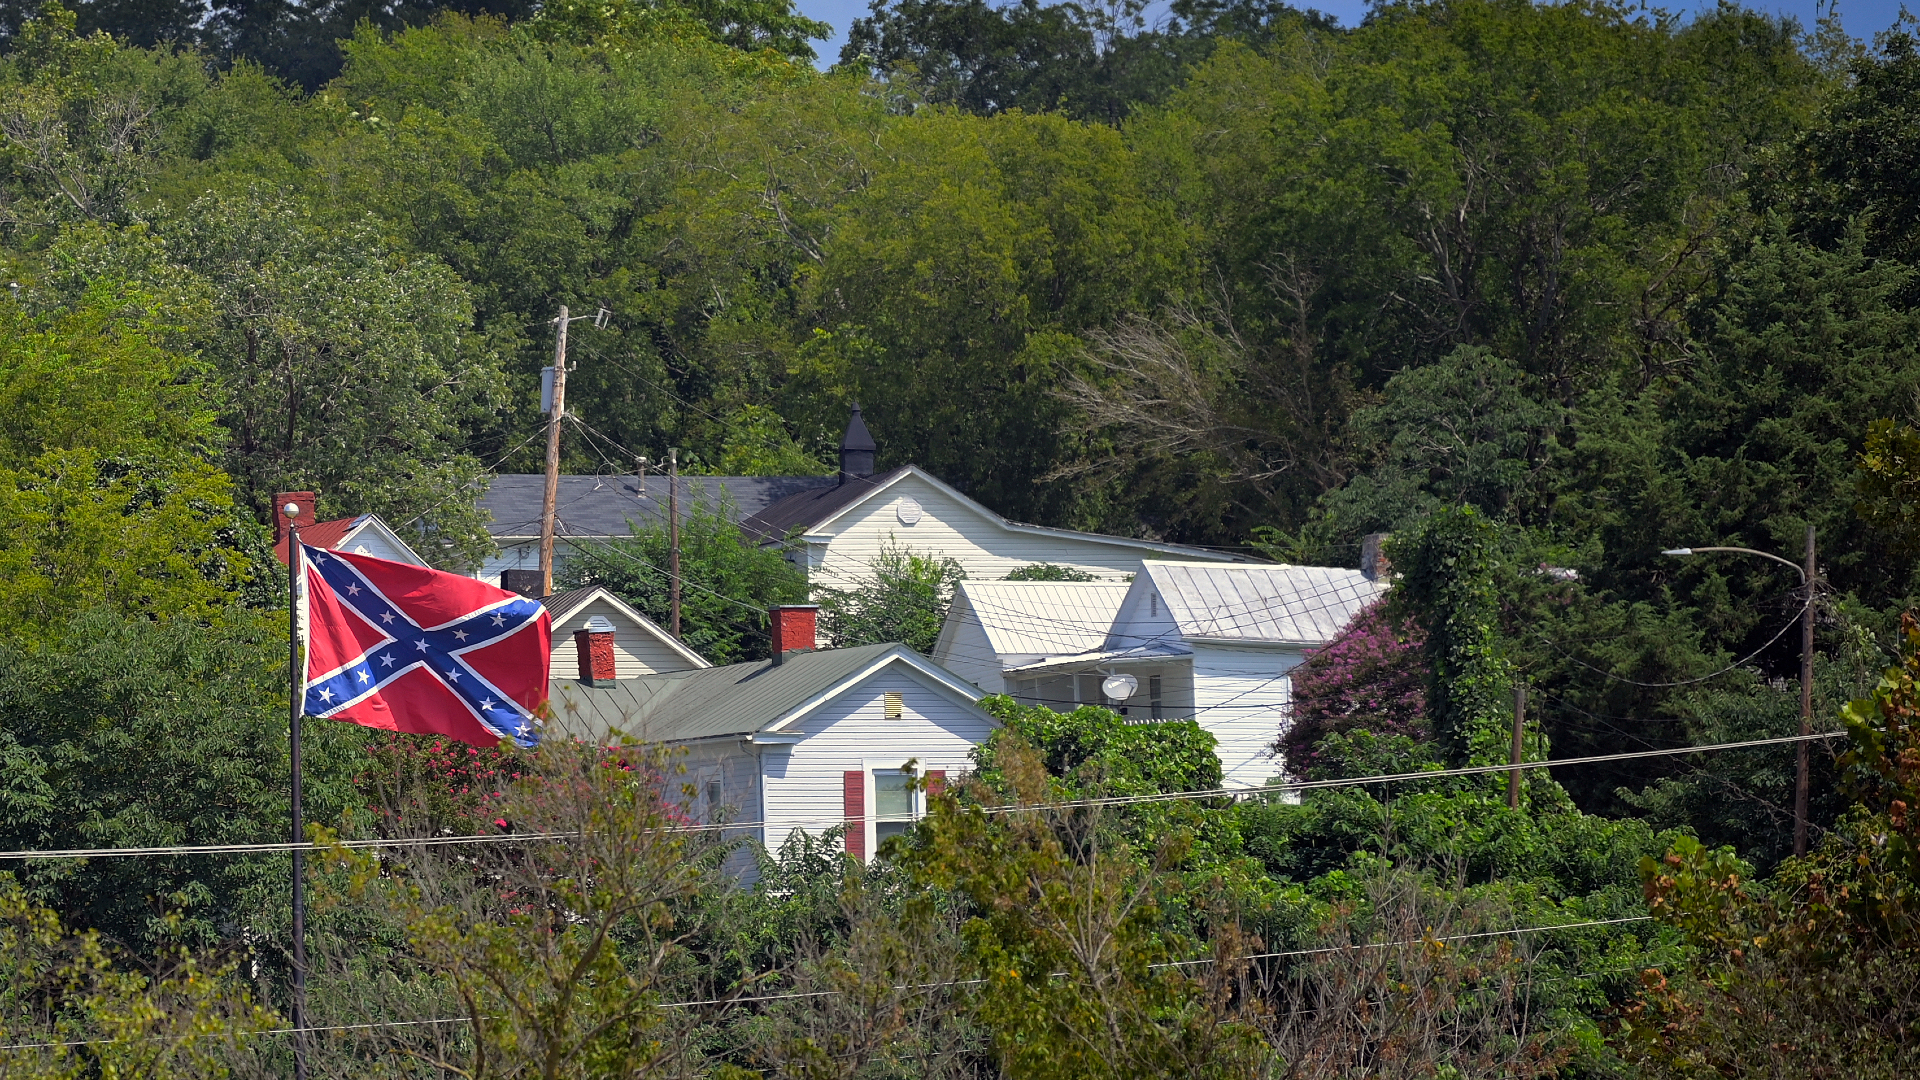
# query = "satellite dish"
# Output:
<box><xmin>1101</xmin><ymin>674</ymin><xmax>1138</xmax><ymax>701</ymax></box>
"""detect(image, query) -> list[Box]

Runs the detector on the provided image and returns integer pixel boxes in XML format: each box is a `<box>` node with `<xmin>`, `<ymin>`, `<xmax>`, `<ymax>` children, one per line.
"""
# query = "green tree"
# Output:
<box><xmin>816</xmin><ymin>542</ymin><xmax>964</xmax><ymax>653</ymax></box>
<box><xmin>0</xmin><ymin>881</ymin><xmax>278</xmax><ymax>1078</ymax></box>
<box><xmin>1622</xmin><ymin>613</ymin><xmax>1920</xmax><ymax>1077</ymax></box>
<box><xmin>900</xmin><ymin>733</ymin><xmax>1271</xmax><ymax>1080</ymax></box>
<box><xmin>49</xmin><ymin>190</ymin><xmax>509</xmax><ymax>566</ymax></box>
<box><xmin>0</xmin><ymin>291</ymin><xmax>250</xmax><ymax>642</ymax></box>
<box><xmin>559</xmin><ymin>496</ymin><xmax>809</xmax><ymax>664</ymax></box>
<box><xmin>1002</xmin><ymin>562</ymin><xmax>1097</xmax><ymax>581</ymax></box>
<box><xmin>0</xmin><ymin>608</ymin><xmax>369</xmax><ymax>955</ymax></box>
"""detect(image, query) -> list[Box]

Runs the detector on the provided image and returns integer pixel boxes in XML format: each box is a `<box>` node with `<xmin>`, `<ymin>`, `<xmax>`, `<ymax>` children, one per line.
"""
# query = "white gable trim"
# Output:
<box><xmin>931</xmin><ymin>589</ymin><xmax>976</xmax><ymax>661</ymax></box>
<box><xmin>546</xmin><ymin>587</ymin><xmax>711</xmax><ymax>669</ymax></box>
<box><xmin>764</xmin><ymin>647</ymin><xmax>993</xmax><ymax>733</ymax></box>
<box><xmin>800</xmin><ymin>466</ymin><xmax>1250</xmax><ymax>564</ymax></box>
<box><xmin>337</xmin><ymin>515</ymin><xmax>429</xmax><ymax>566</ymax></box>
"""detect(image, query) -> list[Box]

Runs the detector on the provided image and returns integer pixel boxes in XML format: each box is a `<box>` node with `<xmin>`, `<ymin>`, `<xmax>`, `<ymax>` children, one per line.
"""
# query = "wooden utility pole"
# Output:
<box><xmin>1796</xmin><ymin>525</ymin><xmax>1816</xmax><ymax>858</ymax></box>
<box><xmin>539</xmin><ymin>305</ymin><xmax>568</xmax><ymax>598</ymax></box>
<box><xmin>1509</xmin><ymin>683</ymin><xmax>1527</xmax><ymax>810</ymax></box>
<box><xmin>668</xmin><ymin>447</ymin><xmax>681</xmax><ymax>639</ymax></box>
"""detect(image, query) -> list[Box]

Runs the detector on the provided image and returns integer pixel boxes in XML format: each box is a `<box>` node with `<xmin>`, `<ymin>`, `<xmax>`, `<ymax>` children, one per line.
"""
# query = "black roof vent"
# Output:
<box><xmin>839</xmin><ymin>403</ymin><xmax>876</xmax><ymax>484</ymax></box>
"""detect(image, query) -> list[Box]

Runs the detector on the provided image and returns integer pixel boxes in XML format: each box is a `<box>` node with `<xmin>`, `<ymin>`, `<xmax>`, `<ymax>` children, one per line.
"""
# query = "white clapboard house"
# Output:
<box><xmin>271</xmin><ymin>490</ymin><xmax>430</xmax><ymax>567</ymax></box>
<box><xmin>934</xmin><ymin>560</ymin><xmax>1387</xmax><ymax>789</ymax></box>
<box><xmin>540</xmin><ymin>586</ymin><xmax>709</xmax><ymax>679</ymax></box>
<box><xmin>477</xmin><ymin>406</ymin><xmax>1252</xmax><ymax>593</ymax></box>
<box><xmin>547</xmin><ymin>606</ymin><xmax>996</xmax><ymax>876</ymax></box>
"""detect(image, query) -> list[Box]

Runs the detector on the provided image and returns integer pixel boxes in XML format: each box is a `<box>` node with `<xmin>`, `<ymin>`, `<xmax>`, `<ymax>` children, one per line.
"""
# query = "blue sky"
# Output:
<box><xmin>799</xmin><ymin>0</ymin><xmax>1909</xmax><ymax>70</ymax></box>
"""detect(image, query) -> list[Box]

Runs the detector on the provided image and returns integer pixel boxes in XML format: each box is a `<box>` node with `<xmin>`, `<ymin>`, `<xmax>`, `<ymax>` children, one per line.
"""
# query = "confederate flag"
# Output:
<box><xmin>300</xmin><ymin>545</ymin><xmax>550</xmax><ymax>747</ymax></box>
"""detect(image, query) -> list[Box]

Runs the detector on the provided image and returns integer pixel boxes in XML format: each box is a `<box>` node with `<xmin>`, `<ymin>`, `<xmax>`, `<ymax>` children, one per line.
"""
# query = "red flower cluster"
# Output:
<box><xmin>1280</xmin><ymin>599</ymin><xmax>1430</xmax><ymax>774</ymax></box>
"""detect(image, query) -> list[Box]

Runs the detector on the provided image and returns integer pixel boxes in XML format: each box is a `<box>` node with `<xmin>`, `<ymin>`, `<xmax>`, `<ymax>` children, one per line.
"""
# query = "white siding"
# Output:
<box><xmin>549</xmin><ymin>595</ymin><xmax>703</xmax><ymax>677</ymax></box>
<box><xmin>930</xmin><ymin>594</ymin><xmax>1007</xmax><ymax>694</ymax></box>
<box><xmin>338</xmin><ymin>522</ymin><xmax>424</xmax><ymax>566</ymax></box>
<box><xmin>1107</xmin><ymin>576</ymin><xmax>1183</xmax><ymax>652</ymax></box>
<box><xmin>1191</xmin><ymin>644</ymin><xmax>1304</xmax><ymax>789</ymax></box>
<box><xmin>759</xmin><ymin>667</ymin><xmax>995</xmax><ymax>860</ymax></box>
<box><xmin>479</xmin><ymin>540</ymin><xmax>573</xmax><ymax>587</ymax></box>
<box><xmin>806</xmin><ymin>474</ymin><xmax>1166</xmax><ymax>589</ymax></box>
<box><xmin>674</xmin><ymin>739</ymin><xmax>762</xmax><ymax>879</ymax></box>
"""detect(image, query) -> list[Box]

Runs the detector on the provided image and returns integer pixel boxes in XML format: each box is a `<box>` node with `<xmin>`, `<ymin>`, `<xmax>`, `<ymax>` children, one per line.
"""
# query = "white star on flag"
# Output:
<box><xmin>345</xmin><ymin>583</ymin><xmax>361</xmax><ymax>596</ymax></box>
<box><xmin>357</xmin><ymin>669</ymin><xmax>371</xmax><ymax>683</ymax></box>
<box><xmin>318</xmin><ymin>687</ymin><xmax>334</xmax><ymax>702</ymax></box>
<box><xmin>478</xmin><ymin>697</ymin><xmax>496</xmax><ymax>710</ymax></box>
<box><xmin>453</xmin><ymin>629</ymin><xmax>469</xmax><ymax>641</ymax></box>
<box><xmin>414</xmin><ymin>639</ymin><xmax>430</xmax><ymax>651</ymax></box>
<box><xmin>490</xmin><ymin>613</ymin><xmax>507</xmax><ymax>626</ymax></box>
<box><xmin>380</xmin><ymin>611</ymin><xmax>396</xmax><ymax>624</ymax></box>
<box><xmin>379</xmin><ymin>653</ymin><xmax>395</xmax><ymax>667</ymax></box>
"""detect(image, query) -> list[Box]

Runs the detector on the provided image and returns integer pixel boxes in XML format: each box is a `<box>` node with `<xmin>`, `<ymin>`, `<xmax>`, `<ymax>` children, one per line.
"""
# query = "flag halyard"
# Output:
<box><xmin>301</xmin><ymin>545</ymin><xmax>550</xmax><ymax>747</ymax></box>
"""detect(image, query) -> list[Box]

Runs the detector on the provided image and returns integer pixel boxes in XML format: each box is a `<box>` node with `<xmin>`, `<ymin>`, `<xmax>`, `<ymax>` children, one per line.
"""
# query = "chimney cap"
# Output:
<box><xmin>840</xmin><ymin>403</ymin><xmax>876</xmax><ymax>453</ymax></box>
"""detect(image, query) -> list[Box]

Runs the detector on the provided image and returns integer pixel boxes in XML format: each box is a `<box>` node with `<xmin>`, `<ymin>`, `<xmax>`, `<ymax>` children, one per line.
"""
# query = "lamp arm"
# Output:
<box><xmin>1680</xmin><ymin>546</ymin><xmax>1807</xmax><ymax>581</ymax></box>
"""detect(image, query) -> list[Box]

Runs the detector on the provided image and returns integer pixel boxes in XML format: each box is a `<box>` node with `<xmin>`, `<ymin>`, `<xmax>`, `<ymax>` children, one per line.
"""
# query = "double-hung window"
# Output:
<box><xmin>874</xmin><ymin>772</ymin><xmax>916</xmax><ymax>845</ymax></box>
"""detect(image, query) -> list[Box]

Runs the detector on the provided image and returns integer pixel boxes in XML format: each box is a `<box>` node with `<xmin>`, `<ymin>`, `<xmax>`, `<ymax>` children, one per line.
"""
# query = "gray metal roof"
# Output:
<box><xmin>481</xmin><ymin>473</ymin><xmax>839</xmax><ymax>540</ymax></box>
<box><xmin>949</xmin><ymin>581</ymin><xmax>1132</xmax><ymax>658</ymax></box>
<box><xmin>543</xmin><ymin>642</ymin><xmax>986</xmax><ymax>744</ymax></box>
<box><xmin>1140</xmin><ymin>561</ymin><xmax>1386</xmax><ymax>645</ymax></box>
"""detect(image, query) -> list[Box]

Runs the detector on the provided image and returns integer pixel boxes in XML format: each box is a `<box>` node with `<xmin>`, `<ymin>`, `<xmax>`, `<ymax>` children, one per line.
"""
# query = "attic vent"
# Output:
<box><xmin>1150</xmin><ymin>593</ymin><xmax>1159</xmax><ymax>617</ymax></box>
<box><xmin>884</xmin><ymin>691</ymin><xmax>903</xmax><ymax>719</ymax></box>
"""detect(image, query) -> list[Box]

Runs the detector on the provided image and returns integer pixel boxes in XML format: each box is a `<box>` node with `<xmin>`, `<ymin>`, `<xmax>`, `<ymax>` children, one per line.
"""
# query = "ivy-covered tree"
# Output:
<box><xmin>1387</xmin><ymin>506</ymin><xmax>1522</xmax><ymax>771</ymax></box>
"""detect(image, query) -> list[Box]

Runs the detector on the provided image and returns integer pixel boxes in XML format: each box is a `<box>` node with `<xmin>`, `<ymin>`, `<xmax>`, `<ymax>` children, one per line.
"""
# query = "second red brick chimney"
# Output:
<box><xmin>770</xmin><ymin>605</ymin><xmax>819</xmax><ymax>665</ymax></box>
<box><xmin>575</xmin><ymin>616</ymin><xmax>617</xmax><ymax>685</ymax></box>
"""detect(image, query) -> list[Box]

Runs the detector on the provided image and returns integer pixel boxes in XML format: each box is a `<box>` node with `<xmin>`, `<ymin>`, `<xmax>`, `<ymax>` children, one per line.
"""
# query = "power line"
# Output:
<box><xmin>0</xmin><ymin>732</ymin><xmax>1848</xmax><ymax>864</ymax></box>
<box><xmin>1532</xmin><ymin>596</ymin><xmax>1811</xmax><ymax>689</ymax></box>
<box><xmin>0</xmin><ymin>914</ymin><xmax>1659</xmax><ymax>1052</ymax></box>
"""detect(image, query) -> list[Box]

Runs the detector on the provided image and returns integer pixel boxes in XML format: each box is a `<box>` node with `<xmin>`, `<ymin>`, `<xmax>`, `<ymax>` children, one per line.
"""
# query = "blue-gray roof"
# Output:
<box><xmin>482</xmin><ymin>473</ymin><xmax>838</xmax><ymax>540</ymax></box>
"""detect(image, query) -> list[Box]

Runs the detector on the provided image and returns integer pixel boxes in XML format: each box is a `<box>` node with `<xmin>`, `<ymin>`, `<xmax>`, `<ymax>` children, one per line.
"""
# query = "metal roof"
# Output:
<box><xmin>1140</xmin><ymin>562</ymin><xmax>1386</xmax><ymax>646</ymax></box>
<box><xmin>481</xmin><ymin>474</ymin><xmax>839</xmax><ymax>540</ymax></box>
<box><xmin>952</xmin><ymin>581</ymin><xmax>1132</xmax><ymax>657</ymax></box>
<box><xmin>543</xmin><ymin>642</ymin><xmax>987</xmax><ymax>744</ymax></box>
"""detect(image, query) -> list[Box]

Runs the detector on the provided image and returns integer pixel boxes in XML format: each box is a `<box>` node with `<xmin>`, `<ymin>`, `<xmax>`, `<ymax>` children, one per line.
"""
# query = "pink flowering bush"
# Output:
<box><xmin>359</xmin><ymin>733</ymin><xmax>695</xmax><ymax>838</ymax></box>
<box><xmin>1280</xmin><ymin>599</ymin><xmax>1429</xmax><ymax>776</ymax></box>
<box><xmin>360</xmin><ymin>733</ymin><xmax>527</xmax><ymax>836</ymax></box>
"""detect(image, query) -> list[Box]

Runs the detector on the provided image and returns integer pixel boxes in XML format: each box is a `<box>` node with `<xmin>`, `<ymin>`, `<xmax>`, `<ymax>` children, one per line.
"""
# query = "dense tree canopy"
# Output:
<box><xmin>5</xmin><ymin>0</ymin><xmax>1920</xmax><ymax>1069</ymax></box>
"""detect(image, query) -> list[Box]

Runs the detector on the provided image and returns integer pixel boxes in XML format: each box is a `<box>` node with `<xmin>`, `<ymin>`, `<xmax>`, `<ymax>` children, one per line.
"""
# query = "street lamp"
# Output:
<box><xmin>1662</xmin><ymin>527</ymin><xmax>1818</xmax><ymax>857</ymax></box>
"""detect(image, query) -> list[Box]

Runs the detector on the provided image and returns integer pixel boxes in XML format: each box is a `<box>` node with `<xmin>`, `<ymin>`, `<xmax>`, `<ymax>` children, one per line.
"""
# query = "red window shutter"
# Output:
<box><xmin>843</xmin><ymin>771</ymin><xmax>865</xmax><ymax>859</ymax></box>
<box><xmin>927</xmin><ymin>770</ymin><xmax>946</xmax><ymax>798</ymax></box>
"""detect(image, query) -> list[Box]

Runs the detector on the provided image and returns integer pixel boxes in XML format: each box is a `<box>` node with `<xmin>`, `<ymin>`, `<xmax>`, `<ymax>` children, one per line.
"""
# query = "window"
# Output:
<box><xmin>883</xmin><ymin>691</ymin><xmax>903</xmax><ymax>719</ymax></box>
<box><xmin>874</xmin><ymin>772</ymin><xmax>914</xmax><ymax>846</ymax></box>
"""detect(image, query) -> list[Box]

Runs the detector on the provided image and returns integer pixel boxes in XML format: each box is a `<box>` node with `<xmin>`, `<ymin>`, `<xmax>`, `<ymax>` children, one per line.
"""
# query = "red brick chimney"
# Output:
<box><xmin>275</xmin><ymin>491</ymin><xmax>317</xmax><ymax>544</ymax></box>
<box><xmin>769</xmin><ymin>605</ymin><xmax>819</xmax><ymax>665</ymax></box>
<box><xmin>574</xmin><ymin>616</ymin><xmax>617</xmax><ymax>685</ymax></box>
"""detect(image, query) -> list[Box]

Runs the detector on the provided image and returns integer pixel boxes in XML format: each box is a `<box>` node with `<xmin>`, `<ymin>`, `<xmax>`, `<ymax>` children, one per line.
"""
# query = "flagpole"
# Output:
<box><xmin>284</xmin><ymin>507</ymin><xmax>308</xmax><ymax>1080</ymax></box>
